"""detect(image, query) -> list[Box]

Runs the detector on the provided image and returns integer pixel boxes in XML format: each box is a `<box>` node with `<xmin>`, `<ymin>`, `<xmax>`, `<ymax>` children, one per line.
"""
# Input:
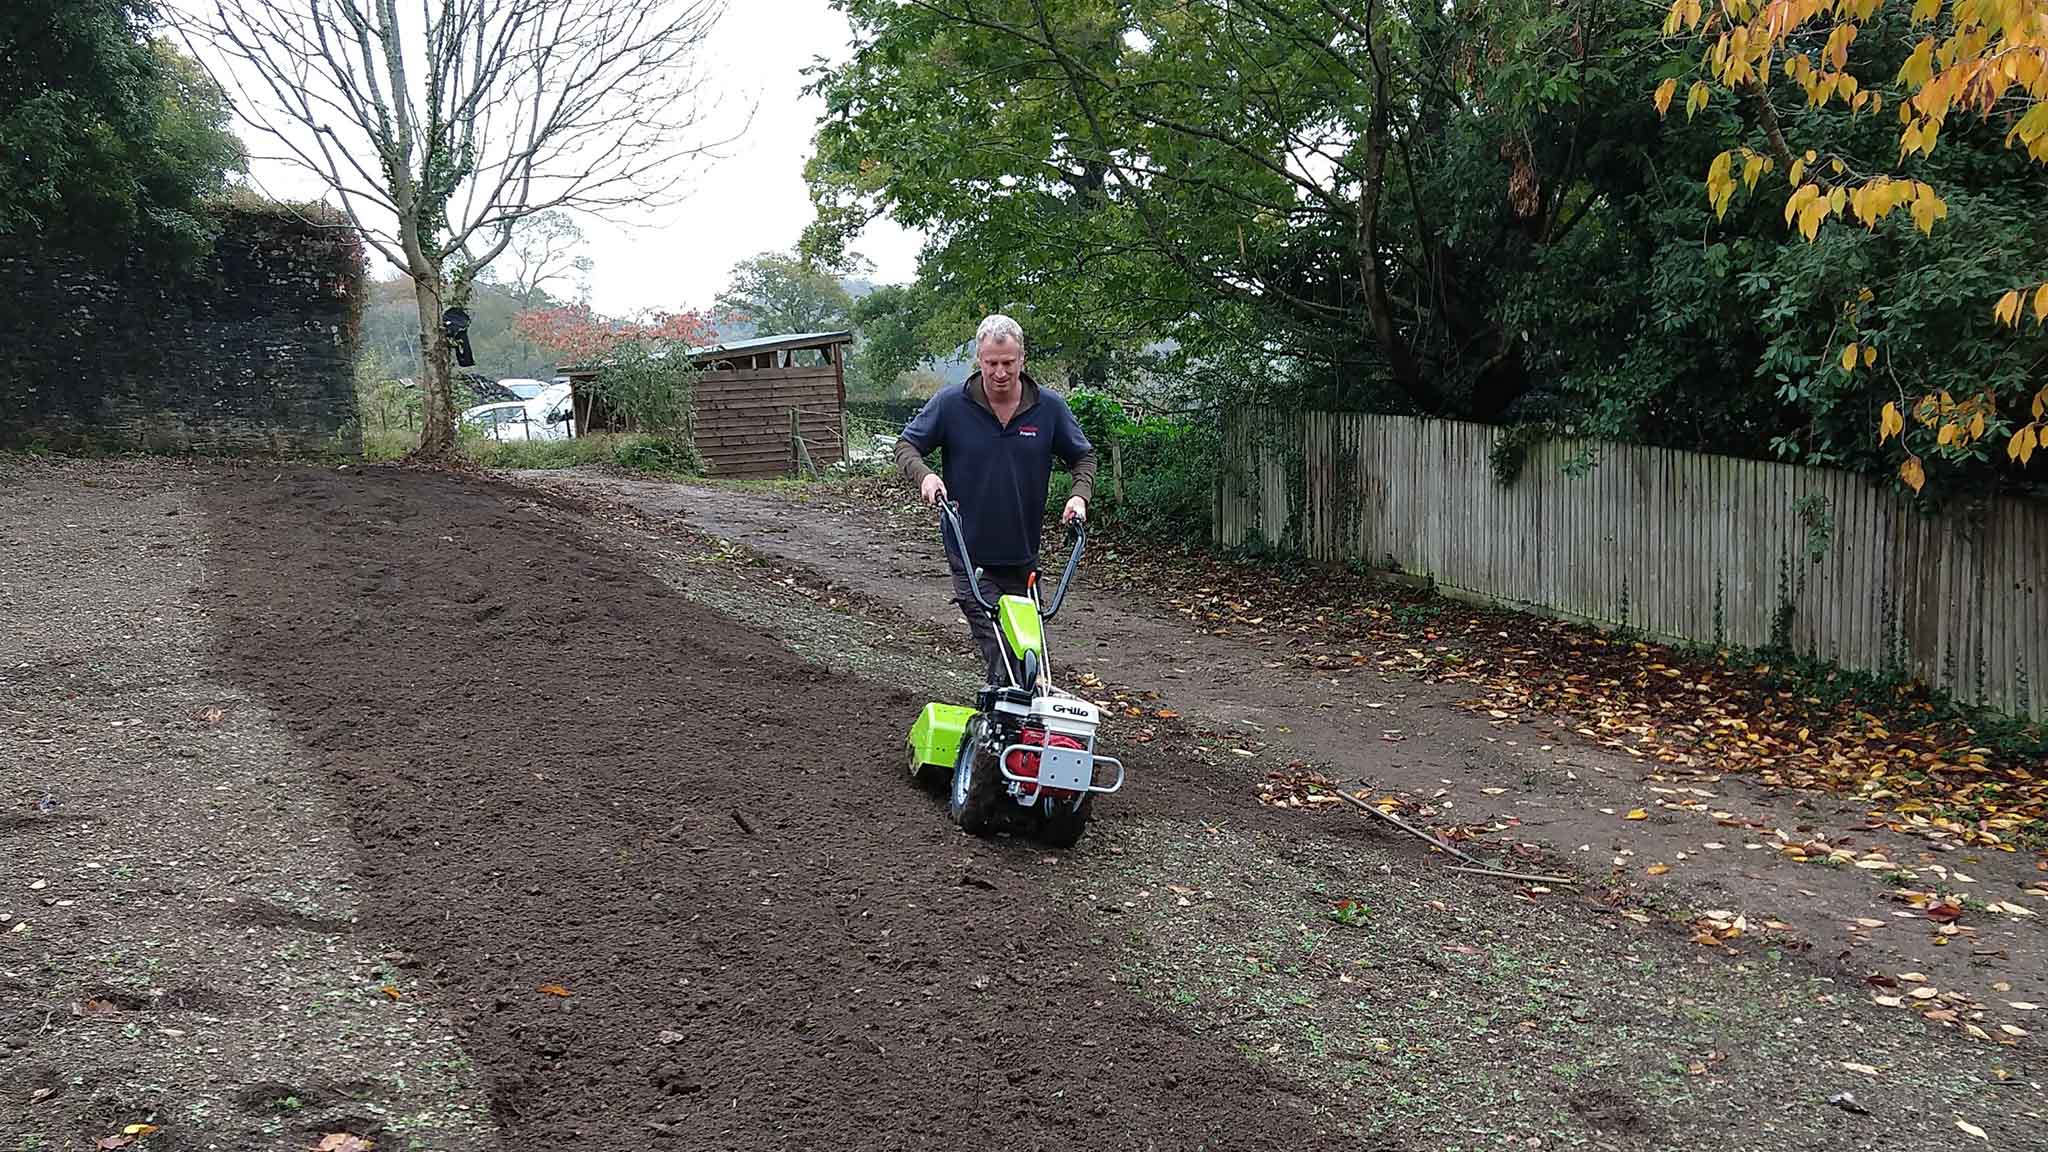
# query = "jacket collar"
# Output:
<box><xmin>965</xmin><ymin>370</ymin><xmax>1040</xmax><ymax>419</ymax></box>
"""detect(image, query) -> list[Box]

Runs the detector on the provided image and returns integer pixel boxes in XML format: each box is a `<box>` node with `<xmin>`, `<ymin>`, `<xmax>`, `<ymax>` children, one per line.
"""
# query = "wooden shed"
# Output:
<box><xmin>561</xmin><ymin>330</ymin><xmax>851</xmax><ymax>479</ymax></box>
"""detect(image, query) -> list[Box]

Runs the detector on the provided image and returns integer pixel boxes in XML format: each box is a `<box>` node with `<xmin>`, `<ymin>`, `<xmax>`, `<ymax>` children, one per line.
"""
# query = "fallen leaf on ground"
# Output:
<box><xmin>96</xmin><ymin>1125</ymin><xmax>159</xmax><ymax>1150</ymax></box>
<box><xmin>2010</xmin><ymin>1002</ymin><xmax>2041</xmax><ymax>1011</ymax></box>
<box><xmin>1624</xmin><ymin>808</ymin><xmax>1648</xmax><ymax>821</ymax></box>
<box><xmin>1052</xmin><ymin>503</ymin><xmax>2048</xmax><ymax>850</ymax></box>
<box><xmin>1646</xmin><ymin>863</ymin><xmax>1670</xmax><ymax>876</ymax></box>
<box><xmin>537</xmin><ymin>984</ymin><xmax>571</xmax><ymax>997</ymax></box>
<box><xmin>1956</xmin><ymin>1118</ymin><xmax>1988</xmax><ymax>1141</ymax></box>
<box><xmin>1909</xmin><ymin>986</ymin><xmax>1942</xmax><ymax>1000</ymax></box>
<box><xmin>1841</xmin><ymin>1061</ymin><xmax>1880</xmax><ymax>1076</ymax></box>
<box><xmin>1482</xmin><ymin>787</ymin><xmax>1508</xmax><ymax>795</ymax></box>
<box><xmin>314</xmin><ymin>1136</ymin><xmax>374</xmax><ymax>1152</ymax></box>
<box><xmin>379</xmin><ymin>985</ymin><xmax>400</xmax><ymax>1001</ymax></box>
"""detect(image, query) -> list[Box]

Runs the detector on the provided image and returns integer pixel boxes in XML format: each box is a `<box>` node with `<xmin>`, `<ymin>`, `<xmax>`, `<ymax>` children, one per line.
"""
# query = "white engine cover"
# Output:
<box><xmin>993</xmin><ymin>690</ymin><xmax>1101</xmax><ymax>739</ymax></box>
<box><xmin>1035</xmin><ymin>694</ymin><xmax>1099</xmax><ymax>725</ymax></box>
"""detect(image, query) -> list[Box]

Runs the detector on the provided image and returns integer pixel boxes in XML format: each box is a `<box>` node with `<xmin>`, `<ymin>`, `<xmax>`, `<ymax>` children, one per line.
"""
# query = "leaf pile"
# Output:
<box><xmin>1079</xmin><ymin>543</ymin><xmax>2047</xmax><ymax>851</ymax></box>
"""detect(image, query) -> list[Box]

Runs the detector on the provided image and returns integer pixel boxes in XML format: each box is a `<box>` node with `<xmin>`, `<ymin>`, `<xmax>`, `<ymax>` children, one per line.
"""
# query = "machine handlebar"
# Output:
<box><xmin>936</xmin><ymin>501</ymin><xmax>1086</xmax><ymax>620</ymax></box>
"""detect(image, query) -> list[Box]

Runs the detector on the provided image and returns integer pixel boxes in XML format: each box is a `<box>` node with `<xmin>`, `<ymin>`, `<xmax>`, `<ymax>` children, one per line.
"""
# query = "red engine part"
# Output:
<box><xmin>1004</xmin><ymin>726</ymin><xmax>1086</xmax><ymax>794</ymax></box>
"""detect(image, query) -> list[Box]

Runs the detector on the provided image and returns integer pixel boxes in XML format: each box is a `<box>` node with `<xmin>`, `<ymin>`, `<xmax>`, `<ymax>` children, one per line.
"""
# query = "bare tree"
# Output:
<box><xmin>179</xmin><ymin>0</ymin><xmax>734</xmax><ymax>457</ymax></box>
<box><xmin>501</xmin><ymin>209</ymin><xmax>591</xmax><ymax>307</ymax></box>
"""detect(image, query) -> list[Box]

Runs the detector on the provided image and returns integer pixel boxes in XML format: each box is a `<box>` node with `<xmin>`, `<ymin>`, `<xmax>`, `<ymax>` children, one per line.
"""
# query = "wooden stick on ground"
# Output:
<box><xmin>1309</xmin><ymin>781</ymin><xmax>1578</xmax><ymax>886</ymax></box>
<box><xmin>1446</xmin><ymin>865</ymin><xmax>1578</xmax><ymax>886</ymax></box>
<box><xmin>1309</xmin><ymin>781</ymin><xmax>1485</xmax><ymax>866</ymax></box>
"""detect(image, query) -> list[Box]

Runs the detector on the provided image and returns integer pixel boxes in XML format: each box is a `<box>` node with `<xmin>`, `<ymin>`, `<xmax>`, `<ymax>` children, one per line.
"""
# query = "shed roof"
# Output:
<box><xmin>560</xmin><ymin>329</ymin><xmax>853</xmax><ymax>375</ymax></box>
<box><xmin>692</xmin><ymin>330</ymin><xmax>853</xmax><ymax>359</ymax></box>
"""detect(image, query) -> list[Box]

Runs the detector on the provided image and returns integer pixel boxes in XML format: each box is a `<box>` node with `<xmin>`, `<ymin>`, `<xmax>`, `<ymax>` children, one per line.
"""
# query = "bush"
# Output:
<box><xmin>611</xmin><ymin>435</ymin><xmax>701</xmax><ymax>475</ymax></box>
<box><xmin>1116</xmin><ymin>419</ymin><xmax>1217</xmax><ymax>545</ymax></box>
<box><xmin>585</xmin><ymin>340</ymin><xmax>697</xmax><ymax>434</ymax></box>
<box><xmin>467</xmin><ymin>433</ymin><xmax>699</xmax><ymax>475</ymax></box>
<box><xmin>1048</xmin><ymin>389</ymin><xmax>1216</xmax><ymax>549</ymax></box>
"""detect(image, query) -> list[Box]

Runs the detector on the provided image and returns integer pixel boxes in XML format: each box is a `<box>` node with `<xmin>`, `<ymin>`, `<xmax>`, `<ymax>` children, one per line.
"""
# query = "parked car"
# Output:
<box><xmin>461</xmin><ymin>383</ymin><xmax>576</xmax><ymax>442</ymax></box>
<box><xmin>497</xmin><ymin>377</ymin><xmax>553</xmax><ymax>400</ymax></box>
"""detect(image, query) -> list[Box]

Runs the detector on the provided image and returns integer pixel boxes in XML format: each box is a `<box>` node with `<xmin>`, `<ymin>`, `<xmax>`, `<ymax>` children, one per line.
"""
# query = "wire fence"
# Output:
<box><xmin>840</xmin><ymin>414</ymin><xmax>905</xmax><ymax>473</ymax></box>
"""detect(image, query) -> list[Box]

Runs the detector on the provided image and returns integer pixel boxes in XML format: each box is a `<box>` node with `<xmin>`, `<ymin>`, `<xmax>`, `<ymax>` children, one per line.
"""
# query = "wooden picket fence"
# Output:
<box><xmin>1216</xmin><ymin>409</ymin><xmax>2048</xmax><ymax>720</ymax></box>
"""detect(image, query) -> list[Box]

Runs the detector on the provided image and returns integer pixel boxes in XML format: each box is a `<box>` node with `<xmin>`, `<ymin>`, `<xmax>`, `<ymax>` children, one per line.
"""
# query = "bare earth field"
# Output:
<box><xmin>3</xmin><ymin>454</ymin><xmax>2043</xmax><ymax>1151</ymax></box>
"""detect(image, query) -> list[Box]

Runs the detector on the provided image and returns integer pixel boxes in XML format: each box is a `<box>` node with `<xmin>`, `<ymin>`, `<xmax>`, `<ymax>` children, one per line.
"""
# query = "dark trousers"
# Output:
<box><xmin>947</xmin><ymin>553</ymin><xmax>1035</xmax><ymax>685</ymax></box>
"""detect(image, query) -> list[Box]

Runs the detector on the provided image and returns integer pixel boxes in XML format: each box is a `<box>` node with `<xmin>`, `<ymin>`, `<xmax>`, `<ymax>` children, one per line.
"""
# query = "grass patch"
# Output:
<box><xmin>362</xmin><ymin>430</ymin><xmax>416</xmax><ymax>462</ymax></box>
<box><xmin>466</xmin><ymin>433</ymin><xmax>701</xmax><ymax>476</ymax></box>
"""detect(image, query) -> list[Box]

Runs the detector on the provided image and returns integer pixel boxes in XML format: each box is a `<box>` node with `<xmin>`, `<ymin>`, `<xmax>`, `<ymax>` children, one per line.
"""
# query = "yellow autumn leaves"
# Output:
<box><xmin>1990</xmin><ymin>290</ymin><xmax>2048</xmax><ymax>468</ymax></box>
<box><xmin>1659</xmin><ymin>0</ymin><xmax>2048</xmax><ymax>487</ymax></box>
<box><xmin>1652</xmin><ymin>76</ymin><xmax>1712</xmax><ymax>118</ymax></box>
<box><xmin>1701</xmin><ymin>148</ymin><xmax>1769</xmax><ymax>216</ymax></box>
<box><xmin>1993</xmin><ymin>284</ymin><xmax>2048</xmax><ymax>329</ymax></box>
<box><xmin>1878</xmin><ymin>388</ymin><xmax>2034</xmax><ymax>491</ymax></box>
<box><xmin>1693</xmin><ymin>152</ymin><xmax>1948</xmax><ymax>238</ymax></box>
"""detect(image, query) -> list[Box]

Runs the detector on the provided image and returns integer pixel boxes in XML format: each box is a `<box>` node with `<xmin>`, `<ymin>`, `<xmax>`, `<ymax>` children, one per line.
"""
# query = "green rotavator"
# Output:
<box><xmin>905</xmin><ymin>502</ymin><xmax>1124</xmax><ymax>847</ymax></box>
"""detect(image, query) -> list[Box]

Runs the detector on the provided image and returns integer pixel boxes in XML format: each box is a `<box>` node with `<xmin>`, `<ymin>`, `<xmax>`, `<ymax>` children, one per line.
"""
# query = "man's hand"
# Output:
<box><xmin>1062</xmin><ymin>495</ymin><xmax>1087</xmax><ymax>525</ymax></box>
<box><xmin>921</xmin><ymin>473</ymin><xmax>949</xmax><ymax>506</ymax></box>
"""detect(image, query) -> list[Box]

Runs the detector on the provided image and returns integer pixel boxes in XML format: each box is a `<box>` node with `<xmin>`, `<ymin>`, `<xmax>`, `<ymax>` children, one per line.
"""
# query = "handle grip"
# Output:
<box><xmin>937</xmin><ymin>501</ymin><xmax>997</xmax><ymax>614</ymax></box>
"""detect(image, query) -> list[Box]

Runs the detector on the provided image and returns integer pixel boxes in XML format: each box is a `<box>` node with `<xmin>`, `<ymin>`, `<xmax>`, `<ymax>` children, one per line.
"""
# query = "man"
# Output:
<box><xmin>896</xmin><ymin>313</ymin><xmax>1097</xmax><ymax>684</ymax></box>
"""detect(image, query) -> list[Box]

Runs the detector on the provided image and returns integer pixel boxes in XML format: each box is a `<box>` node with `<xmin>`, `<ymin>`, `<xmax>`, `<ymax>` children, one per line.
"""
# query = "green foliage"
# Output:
<box><xmin>355</xmin><ymin>356</ymin><xmax>421</xmax><ymax>434</ymax></box>
<box><xmin>585</xmin><ymin>339</ymin><xmax>699</xmax><ymax>437</ymax></box>
<box><xmin>810</xmin><ymin>0</ymin><xmax>2047</xmax><ymax>498</ymax></box>
<box><xmin>1065</xmin><ymin>389</ymin><xmax>1132</xmax><ymax>447</ymax></box>
<box><xmin>1115</xmin><ymin>419</ymin><xmax>1220</xmax><ymax>546</ymax></box>
<box><xmin>846</xmin><ymin>282</ymin><xmax>938</xmax><ymax>400</ymax></box>
<box><xmin>0</xmin><ymin>1</ymin><xmax>244</xmax><ymax>262</ymax></box>
<box><xmin>1054</xmin><ymin>388</ymin><xmax>1215</xmax><ymax>547</ymax></box>
<box><xmin>610</xmin><ymin>435</ymin><xmax>702</xmax><ymax>475</ymax></box>
<box><xmin>715</xmin><ymin>250</ymin><xmax>856</xmax><ymax>338</ymax></box>
<box><xmin>467</xmin><ymin>432</ymin><xmax>699</xmax><ymax>475</ymax></box>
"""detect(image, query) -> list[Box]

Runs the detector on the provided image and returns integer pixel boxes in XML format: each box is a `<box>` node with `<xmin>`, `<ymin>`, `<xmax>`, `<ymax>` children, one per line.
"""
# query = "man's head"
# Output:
<box><xmin>974</xmin><ymin>313</ymin><xmax>1026</xmax><ymax>403</ymax></box>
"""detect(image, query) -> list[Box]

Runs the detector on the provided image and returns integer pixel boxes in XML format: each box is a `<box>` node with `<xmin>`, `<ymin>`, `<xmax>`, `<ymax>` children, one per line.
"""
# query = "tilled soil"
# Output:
<box><xmin>525</xmin><ymin>471</ymin><xmax>2048</xmax><ymax>1025</ymax></box>
<box><xmin>195</xmin><ymin>466</ymin><xmax>1350</xmax><ymax>1150</ymax></box>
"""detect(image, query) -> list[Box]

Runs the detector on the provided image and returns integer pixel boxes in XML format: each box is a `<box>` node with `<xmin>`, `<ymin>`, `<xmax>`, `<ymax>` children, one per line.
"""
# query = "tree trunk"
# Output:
<box><xmin>411</xmin><ymin>266</ymin><xmax>457</xmax><ymax>459</ymax></box>
<box><xmin>1359</xmin><ymin>91</ymin><xmax>1439</xmax><ymax>415</ymax></box>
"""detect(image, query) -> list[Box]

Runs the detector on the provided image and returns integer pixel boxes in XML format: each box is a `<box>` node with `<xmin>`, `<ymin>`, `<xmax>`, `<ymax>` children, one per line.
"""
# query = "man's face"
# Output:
<box><xmin>977</xmin><ymin>335</ymin><xmax>1024</xmax><ymax>400</ymax></box>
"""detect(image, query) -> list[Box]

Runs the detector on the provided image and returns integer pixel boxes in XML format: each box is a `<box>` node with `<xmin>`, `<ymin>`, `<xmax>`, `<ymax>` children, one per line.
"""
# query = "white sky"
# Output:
<box><xmin>221</xmin><ymin>1</ymin><xmax>924</xmax><ymax>316</ymax></box>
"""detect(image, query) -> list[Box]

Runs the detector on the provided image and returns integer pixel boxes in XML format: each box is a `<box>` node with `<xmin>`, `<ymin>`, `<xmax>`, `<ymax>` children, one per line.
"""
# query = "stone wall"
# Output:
<box><xmin>0</xmin><ymin>202</ymin><xmax>366</xmax><ymax>456</ymax></box>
